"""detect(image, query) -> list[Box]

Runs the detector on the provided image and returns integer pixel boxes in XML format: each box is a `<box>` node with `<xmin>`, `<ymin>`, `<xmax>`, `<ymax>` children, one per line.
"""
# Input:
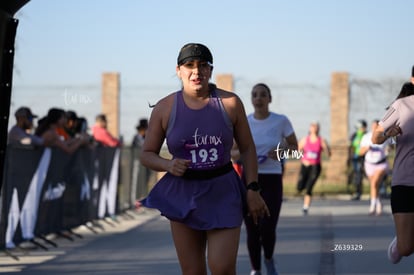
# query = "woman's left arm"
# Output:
<box><xmin>285</xmin><ymin>133</ymin><xmax>298</xmax><ymax>151</ymax></box>
<box><xmin>372</xmin><ymin>124</ymin><xmax>403</xmax><ymax>145</ymax></box>
<box><xmin>322</xmin><ymin>138</ymin><xmax>332</xmax><ymax>157</ymax></box>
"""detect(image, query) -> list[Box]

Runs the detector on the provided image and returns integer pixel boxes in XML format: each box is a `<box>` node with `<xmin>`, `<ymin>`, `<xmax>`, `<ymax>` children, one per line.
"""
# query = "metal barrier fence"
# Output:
<box><xmin>0</xmin><ymin>145</ymin><xmax>153</xmax><ymax>251</ymax></box>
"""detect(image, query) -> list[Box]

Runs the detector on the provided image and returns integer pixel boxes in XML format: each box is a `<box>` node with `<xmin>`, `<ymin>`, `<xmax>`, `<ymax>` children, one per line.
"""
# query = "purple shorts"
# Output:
<box><xmin>141</xmin><ymin>169</ymin><xmax>246</xmax><ymax>230</ymax></box>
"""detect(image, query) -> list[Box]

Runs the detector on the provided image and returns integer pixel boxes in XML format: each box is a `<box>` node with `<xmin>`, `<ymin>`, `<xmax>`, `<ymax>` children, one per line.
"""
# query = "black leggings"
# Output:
<box><xmin>391</xmin><ymin>185</ymin><xmax>414</xmax><ymax>213</ymax></box>
<box><xmin>297</xmin><ymin>164</ymin><xmax>321</xmax><ymax>196</ymax></box>
<box><xmin>244</xmin><ymin>173</ymin><xmax>283</xmax><ymax>270</ymax></box>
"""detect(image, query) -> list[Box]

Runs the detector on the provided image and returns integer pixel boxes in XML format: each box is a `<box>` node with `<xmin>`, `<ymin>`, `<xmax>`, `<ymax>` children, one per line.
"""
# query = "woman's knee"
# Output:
<box><xmin>208</xmin><ymin>247</ymin><xmax>237</xmax><ymax>274</ymax></box>
<box><xmin>208</xmin><ymin>261</ymin><xmax>236</xmax><ymax>275</ymax></box>
<box><xmin>306</xmin><ymin>183</ymin><xmax>315</xmax><ymax>196</ymax></box>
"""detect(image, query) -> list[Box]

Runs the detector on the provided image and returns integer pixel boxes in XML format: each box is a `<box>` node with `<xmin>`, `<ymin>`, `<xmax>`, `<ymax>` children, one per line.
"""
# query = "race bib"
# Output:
<box><xmin>367</xmin><ymin>147</ymin><xmax>384</xmax><ymax>163</ymax></box>
<box><xmin>306</xmin><ymin>151</ymin><xmax>318</xmax><ymax>160</ymax></box>
<box><xmin>184</xmin><ymin>143</ymin><xmax>224</xmax><ymax>169</ymax></box>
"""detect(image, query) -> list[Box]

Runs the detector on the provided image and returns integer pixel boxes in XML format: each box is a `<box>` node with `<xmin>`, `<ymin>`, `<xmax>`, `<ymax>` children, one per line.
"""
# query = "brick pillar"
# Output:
<box><xmin>102</xmin><ymin>72</ymin><xmax>120</xmax><ymax>138</ymax></box>
<box><xmin>325</xmin><ymin>72</ymin><xmax>350</xmax><ymax>184</ymax></box>
<box><xmin>216</xmin><ymin>74</ymin><xmax>233</xmax><ymax>91</ymax></box>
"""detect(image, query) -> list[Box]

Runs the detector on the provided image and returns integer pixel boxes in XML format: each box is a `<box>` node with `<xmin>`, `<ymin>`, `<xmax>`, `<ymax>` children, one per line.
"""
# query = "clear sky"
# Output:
<box><xmin>10</xmin><ymin>0</ymin><xmax>414</xmax><ymax>142</ymax></box>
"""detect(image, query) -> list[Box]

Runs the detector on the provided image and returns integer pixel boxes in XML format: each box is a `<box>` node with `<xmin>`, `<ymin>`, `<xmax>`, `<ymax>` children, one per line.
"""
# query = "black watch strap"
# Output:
<box><xmin>246</xmin><ymin>181</ymin><xmax>261</xmax><ymax>192</ymax></box>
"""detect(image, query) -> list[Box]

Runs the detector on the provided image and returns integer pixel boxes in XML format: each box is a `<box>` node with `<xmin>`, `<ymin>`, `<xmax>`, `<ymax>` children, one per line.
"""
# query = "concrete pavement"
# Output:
<box><xmin>1</xmin><ymin>197</ymin><xmax>414</xmax><ymax>274</ymax></box>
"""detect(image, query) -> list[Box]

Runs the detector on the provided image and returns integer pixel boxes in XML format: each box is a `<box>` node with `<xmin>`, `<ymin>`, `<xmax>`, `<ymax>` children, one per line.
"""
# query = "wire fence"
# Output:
<box><xmin>9</xmin><ymin>74</ymin><xmax>407</xmax><ymax>144</ymax></box>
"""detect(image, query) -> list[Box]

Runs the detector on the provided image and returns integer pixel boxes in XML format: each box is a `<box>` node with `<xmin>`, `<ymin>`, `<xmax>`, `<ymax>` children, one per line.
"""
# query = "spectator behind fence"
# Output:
<box><xmin>64</xmin><ymin>110</ymin><xmax>79</xmax><ymax>138</ymax></box>
<box><xmin>8</xmin><ymin>106</ymin><xmax>44</xmax><ymax>146</ymax></box>
<box><xmin>92</xmin><ymin>114</ymin><xmax>121</xmax><ymax>147</ymax></box>
<box><xmin>70</xmin><ymin>116</ymin><xmax>94</xmax><ymax>148</ymax></box>
<box><xmin>74</xmin><ymin>116</ymin><xmax>88</xmax><ymax>135</ymax></box>
<box><xmin>132</xmin><ymin>118</ymin><xmax>148</xmax><ymax>148</ymax></box>
<box><xmin>35</xmin><ymin>108</ymin><xmax>89</xmax><ymax>154</ymax></box>
<box><xmin>131</xmin><ymin>118</ymin><xmax>151</xmax><ymax>207</ymax></box>
<box><xmin>75</xmin><ymin>116</ymin><xmax>93</xmax><ymax>141</ymax></box>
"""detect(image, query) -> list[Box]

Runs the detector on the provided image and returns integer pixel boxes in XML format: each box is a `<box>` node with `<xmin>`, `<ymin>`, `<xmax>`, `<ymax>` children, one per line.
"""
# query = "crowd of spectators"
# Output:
<box><xmin>7</xmin><ymin>107</ymin><xmax>133</xmax><ymax>153</ymax></box>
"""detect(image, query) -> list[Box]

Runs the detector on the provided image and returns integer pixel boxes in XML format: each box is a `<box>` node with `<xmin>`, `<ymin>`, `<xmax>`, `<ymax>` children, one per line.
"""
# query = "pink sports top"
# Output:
<box><xmin>301</xmin><ymin>136</ymin><xmax>323</xmax><ymax>165</ymax></box>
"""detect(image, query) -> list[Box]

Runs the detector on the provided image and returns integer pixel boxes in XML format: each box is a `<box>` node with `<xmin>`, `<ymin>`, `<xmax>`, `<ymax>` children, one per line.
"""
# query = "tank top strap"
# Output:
<box><xmin>166</xmin><ymin>91</ymin><xmax>180</xmax><ymax>137</ymax></box>
<box><xmin>209</xmin><ymin>87</ymin><xmax>233</xmax><ymax>130</ymax></box>
<box><xmin>305</xmin><ymin>135</ymin><xmax>322</xmax><ymax>146</ymax></box>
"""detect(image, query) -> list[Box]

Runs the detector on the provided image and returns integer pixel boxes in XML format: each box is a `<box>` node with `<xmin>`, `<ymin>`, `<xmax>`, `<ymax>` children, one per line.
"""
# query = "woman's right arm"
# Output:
<box><xmin>297</xmin><ymin>137</ymin><xmax>305</xmax><ymax>152</ymax></box>
<box><xmin>140</xmin><ymin>95</ymin><xmax>190</xmax><ymax>176</ymax></box>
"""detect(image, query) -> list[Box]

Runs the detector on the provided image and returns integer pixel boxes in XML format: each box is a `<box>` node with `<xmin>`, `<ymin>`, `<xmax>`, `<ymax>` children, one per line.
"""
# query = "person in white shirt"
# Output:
<box><xmin>244</xmin><ymin>83</ymin><xmax>298</xmax><ymax>275</ymax></box>
<box><xmin>359</xmin><ymin>119</ymin><xmax>392</xmax><ymax>215</ymax></box>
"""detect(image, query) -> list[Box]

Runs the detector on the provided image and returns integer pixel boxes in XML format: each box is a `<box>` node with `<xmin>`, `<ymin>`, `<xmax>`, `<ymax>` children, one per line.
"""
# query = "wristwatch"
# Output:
<box><xmin>246</xmin><ymin>181</ymin><xmax>261</xmax><ymax>192</ymax></box>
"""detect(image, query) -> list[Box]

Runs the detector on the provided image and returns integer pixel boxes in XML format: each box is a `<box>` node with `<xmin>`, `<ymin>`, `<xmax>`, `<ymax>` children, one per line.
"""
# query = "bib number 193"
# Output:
<box><xmin>189</xmin><ymin>148</ymin><xmax>218</xmax><ymax>163</ymax></box>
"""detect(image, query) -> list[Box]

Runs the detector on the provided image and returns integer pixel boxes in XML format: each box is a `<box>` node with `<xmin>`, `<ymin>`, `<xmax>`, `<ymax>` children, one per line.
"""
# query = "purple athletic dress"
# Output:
<box><xmin>141</xmin><ymin>89</ymin><xmax>246</xmax><ymax>230</ymax></box>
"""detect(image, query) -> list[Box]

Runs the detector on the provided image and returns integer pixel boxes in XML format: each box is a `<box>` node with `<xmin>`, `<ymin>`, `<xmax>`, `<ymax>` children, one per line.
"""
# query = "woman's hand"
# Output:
<box><xmin>385</xmin><ymin>124</ymin><xmax>402</xmax><ymax>138</ymax></box>
<box><xmin>267</xmin><ymin>148</ymin><xmax>279</xmax><ymax>160</ymax></box>
<box><xmin>78</xmin><ymin>133</ymin><xmax>91</xmax><ymax>145</ymax></box>
<box><xmin>167</xmin><ymin>158</ymin><xmax>191</xmax><ymax>176</ymax></box>
<box><xmin>246</xmin><ymin>190</ymin><xmax>270</xmax><ymax>224</ymax></box>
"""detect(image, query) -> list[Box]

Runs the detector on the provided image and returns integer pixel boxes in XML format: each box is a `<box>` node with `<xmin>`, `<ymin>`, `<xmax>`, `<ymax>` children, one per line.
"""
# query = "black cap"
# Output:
<box><xmin>136</xmin><ymin>118</ymin><xmax>148</xmax><ymax>130</ymax></box>
<box><xmin>15</xmin><ymin>107</ymin><xmax>37</xmax><ymax>119</ymax></box>
<box><xmin>66</xmin><ymin>110</ymin><xmax>78</xmax><ymax>121</ymax></box>
<box><xmin>356</xmin><ymin>119</ymin><xmax>367</xmax><ymax>128</ymax></box>
<box><xmin>177</xmin><ymin>43</ymin><xmax>213</xmax><ymax>65</ymax></box>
